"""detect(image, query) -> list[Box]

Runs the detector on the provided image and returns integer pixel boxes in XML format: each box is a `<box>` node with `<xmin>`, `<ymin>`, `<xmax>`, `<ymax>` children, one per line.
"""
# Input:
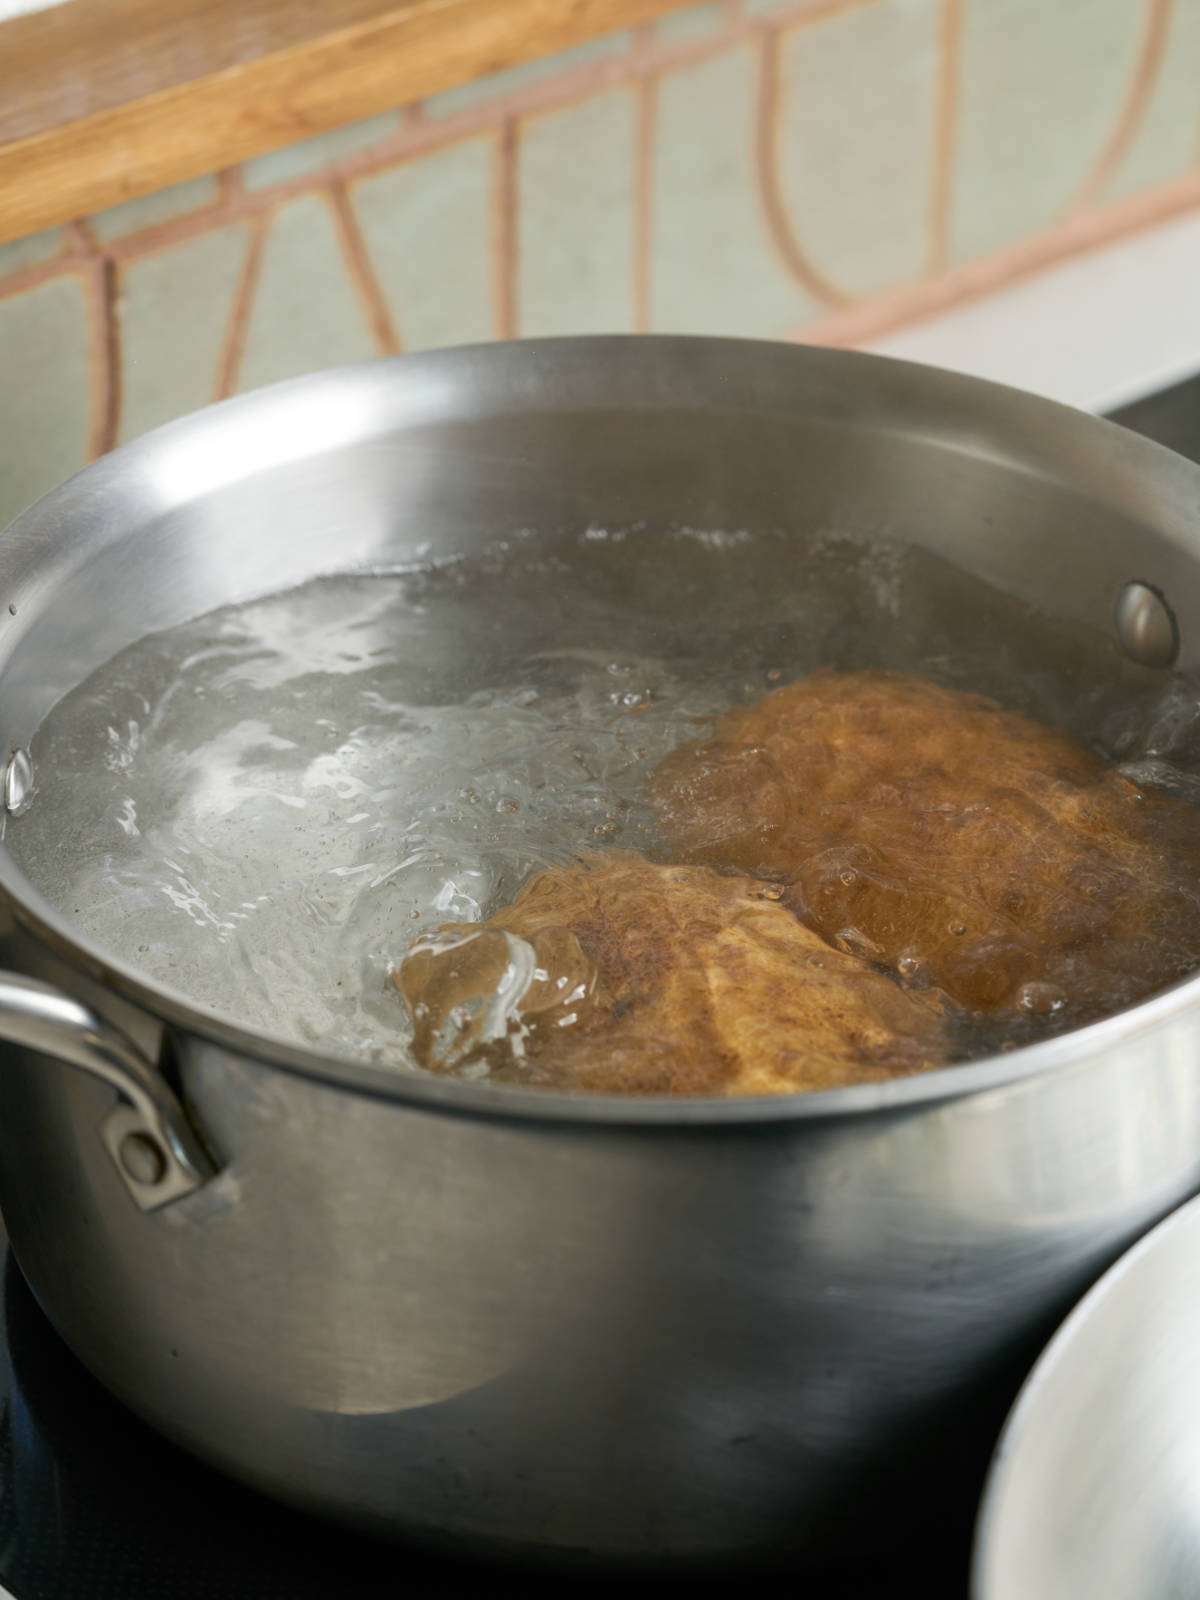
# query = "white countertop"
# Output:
<box><xmin>864</xmin><ymin>209</ymin><xmax>1200</xmax><ymax>416</ymax></box>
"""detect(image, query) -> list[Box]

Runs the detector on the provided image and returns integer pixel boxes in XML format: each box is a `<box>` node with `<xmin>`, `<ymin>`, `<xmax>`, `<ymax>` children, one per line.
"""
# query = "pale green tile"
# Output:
<box><xmin>0</xmin><ymin>275</ymin><xmax>91</xmax><ymax>528</ymax></box>
<box><xmin>1105</xmin><ymin>0</ymin><xmax>1200</xmax><ymax>200</ymax></box>
<box><xmin>352</xmin><ymin>139</ymin><xmax>493</xmax><ymax>350</ymax></box>
<box><xmin>426</xmin><ymin>31</ymin><xmax>631</xmax><ymax>118</ymax></box>
<box><xmin>777</xmin><ymin>0</ymin><xmax>939</xmax><ymax>297</ymax></box>
<box><xmin>236</xmin><ymin>193</ymin><xmax>377</xmax><ymax>393</ymax></box>
<box><xmin>951</xmin><ymin>0</ymin><xmax>1145</xmax><ymax>263</ymax></box>
<box><xmin>90</xmin><ymin>176</ymin><xmax>219</xmax><ymax>242</ymax></box>
<box><xmin>651</xmin><ymin>45</ymin><xmax>818</xmax><ymax>336</ymax></box>
<box><xmin>0</xmin><ymin>227</ymin><xmax>63</xmax><ymax>277</ymax></box>
<box><xmin>656</xmin><ymin>2</ymin><xmax>726</xmax><ymax>46</ymax></box>
<box><xmin>117</xmin><ymin>224</ymin><xmax>251</xmax><ymax>443</ymax></box>
<box><xmin>517</xmin><ymin>90</ymin><xmax>636</xmax><ymax>337</ymax></box>
<box><xmin>242</xmin><ymin>113</ymin><xmax>401</xmax><ymax>191</ymax></box>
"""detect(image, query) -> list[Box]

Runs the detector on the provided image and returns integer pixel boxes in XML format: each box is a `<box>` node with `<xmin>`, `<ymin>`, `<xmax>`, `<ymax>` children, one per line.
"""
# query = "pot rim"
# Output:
<box><xmin>8</xmin><ymin>872</ymin><xmax>1200</xmax><ymax>1124</ymax></box>
<box><xmin>4</xmin><ymin>334</ymin><xmax>1200</xmax><ymax>1126</ymax></box>
<box><xmin>970</xmin><ymin>1188</ymin><xmax>1200</xmax><ymax>1598</ymax></box>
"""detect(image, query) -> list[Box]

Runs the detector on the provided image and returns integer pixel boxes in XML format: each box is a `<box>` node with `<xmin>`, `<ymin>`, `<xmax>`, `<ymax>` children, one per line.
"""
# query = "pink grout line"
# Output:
<box><xmin>631</xmin><ymin>16</ymin><xmax>658</xmax><ymax>61</ymax></box>
<box><xmin>83</xmin><ymin>255</ymin><xmax>119</xmax><ymax>457</ymax></box>
<box><xmin>633</xmin><ymin>73</ymin><xmax>657</xmax><ymax>332</ymax></box>
<box><xmin>63</xmin><ymin>216</ymin><xmax>118</xmax><ymax>457</ymax></box>
<box><xmin>64</xmin><ymin>217</ymin><xmax>98</xmax><ymax>256</ymax></box>
<box><xmin>1067</xmin><ymin>0</ymin><xmax>1173</xmax><ymax>215</ymax></box>
<box><xmin>754</xmin><ymin>26</ymin><xmax>852</xmax><ymax>308</ymax></box>
<box><xmin>327</xmin><ymin>181</ymin><xmax>402</xmax><ymax>355</ymax></box>
<box><xmin>211</xmin><ymin>214</ymin><xmax>269</xmax><ymax>403</ymax></box>
<box><xmin>492</xmin><ymin>119</ymin><xmax>518</xmax><ymax>339</ymax></box>
<box><xmin>927</xmin><ymin>0</ymin><xmax>964</xmax><ymax>276</ymax></box>
<box><xmin>795</xmin><ymin>166</ymin><xmax>1200</xmax><ymax>350</ymax></box>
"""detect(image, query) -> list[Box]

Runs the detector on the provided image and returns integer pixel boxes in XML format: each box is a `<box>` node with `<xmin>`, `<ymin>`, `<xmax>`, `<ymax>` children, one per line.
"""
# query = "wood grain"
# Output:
<box><xmin>0</xmin><ymin>0</ymin><xmax>697</xmax><ymax>244</ymax></box>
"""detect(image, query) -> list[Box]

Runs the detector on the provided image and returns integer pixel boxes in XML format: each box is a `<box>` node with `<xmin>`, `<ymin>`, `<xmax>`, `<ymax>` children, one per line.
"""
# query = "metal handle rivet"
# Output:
<box><xmin>1114</xmin><ymin>581</ymin><xmax>1179</xmax><ymax>669</ymax></box>
<box><xmin>119</xmin><ymin>1131</ymin><xmax>168</xmax><ymax>1187</ymax></box>
<box><xmin>3</xmin><ymin>749</ymin><xmax>32</xmax><ymax>815</ymax></box>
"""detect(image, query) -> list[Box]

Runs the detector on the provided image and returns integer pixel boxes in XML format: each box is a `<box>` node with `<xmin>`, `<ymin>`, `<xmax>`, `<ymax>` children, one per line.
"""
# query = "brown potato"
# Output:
<box><xmin>650</xmin><ymin>671</ymin><xmax>1200</xmax><ymax>1019</ymax></box>
<box><xmin>395</xmin><ymin>851</ymin><xmax>947</xmax><ymax>1094</ymax></box>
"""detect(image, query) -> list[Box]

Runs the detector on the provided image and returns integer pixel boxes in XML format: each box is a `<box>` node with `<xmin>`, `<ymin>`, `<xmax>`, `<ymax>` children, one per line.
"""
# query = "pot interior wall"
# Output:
<box><xmin>0</xmin><ymin>342</ymin><xmax>1197</xmax><ymax>761</ymax></box>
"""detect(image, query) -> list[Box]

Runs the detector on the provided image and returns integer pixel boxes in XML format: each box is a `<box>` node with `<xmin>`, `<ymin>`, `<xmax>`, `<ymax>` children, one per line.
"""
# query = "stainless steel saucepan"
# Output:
<box><xmin>0</xmin><ymin>337</ymin><xmax>1198</xmax><ymax>1567</ymax></box>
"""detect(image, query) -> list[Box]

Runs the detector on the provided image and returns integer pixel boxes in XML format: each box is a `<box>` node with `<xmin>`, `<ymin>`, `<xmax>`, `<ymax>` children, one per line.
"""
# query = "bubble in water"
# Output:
<box><xmin>1017</xmin><ymin>981</ymin><xmax>1066</xmax><ymax>1015</ymax></box>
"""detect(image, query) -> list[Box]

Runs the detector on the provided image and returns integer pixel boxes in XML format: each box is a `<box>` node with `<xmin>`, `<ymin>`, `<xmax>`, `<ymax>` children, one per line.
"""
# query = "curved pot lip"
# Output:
<box><xmin>10</xmin><ymin>868</ymin><xmax>1200</xmax><ymax>1125</ymax></box>
<box><xmin>3</xmin><ymin>333</ymin><xmax>1200</xmax><ymax>1126</ymax></box>
<box><xmin>969</xmin><ymin>1190</ymin><xmax>1200</xmax><ymax>1599</ymax></box>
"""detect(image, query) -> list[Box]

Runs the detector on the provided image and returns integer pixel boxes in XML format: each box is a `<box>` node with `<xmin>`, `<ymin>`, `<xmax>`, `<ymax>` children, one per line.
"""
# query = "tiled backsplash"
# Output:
<box><xmin>2</xmin><ymin>0</ymin><xmax>1199</xmax><ymax>528</ymax></box>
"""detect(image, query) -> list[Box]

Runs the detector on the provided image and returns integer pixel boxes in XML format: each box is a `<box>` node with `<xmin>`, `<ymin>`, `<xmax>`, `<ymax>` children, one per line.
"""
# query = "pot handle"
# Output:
<box><xmin>0</xmin><ymin>972</ymin><xmax>214</xmax><ymax>1211</ymax></box>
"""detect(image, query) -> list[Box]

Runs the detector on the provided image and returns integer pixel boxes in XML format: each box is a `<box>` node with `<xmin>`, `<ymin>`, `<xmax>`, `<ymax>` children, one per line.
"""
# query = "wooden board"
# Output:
<box><xmin>0</xmin><ymin>0</ymin><xmax>695</xmax><ymax>244</ymax></box>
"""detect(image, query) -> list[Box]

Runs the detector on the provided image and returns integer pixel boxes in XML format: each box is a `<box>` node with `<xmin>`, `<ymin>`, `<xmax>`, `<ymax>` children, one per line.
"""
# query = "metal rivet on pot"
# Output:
<box><xmin>119</xmin><ymin>1131</ymin><xmax>168</xmax><ymax>1187</ymax></box>
<box><xmin>3</xmin><ymin>749</ymin><xmax>32</xmax><ymax>815</ymax></box>
<box><xmin>1114</xmin><ymin>581</ymin><xmax>1179</xmax><ymax>669</ymax></box>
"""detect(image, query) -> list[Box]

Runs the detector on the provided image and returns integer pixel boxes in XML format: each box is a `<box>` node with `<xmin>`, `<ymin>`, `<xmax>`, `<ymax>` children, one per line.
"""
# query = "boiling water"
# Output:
<box><xmin>9</xmin><ymin>527</ymin><xmax>1200</xmax><ymax>1070</ymax></box>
